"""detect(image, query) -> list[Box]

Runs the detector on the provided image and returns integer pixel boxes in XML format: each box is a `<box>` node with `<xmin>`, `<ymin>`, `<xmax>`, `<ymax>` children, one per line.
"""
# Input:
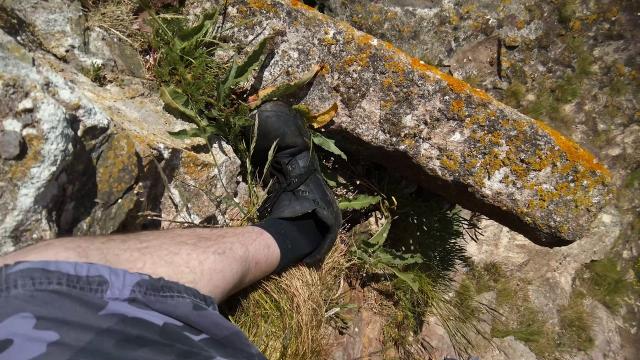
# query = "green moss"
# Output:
<box><xmin>580</xmin><ymin>257</ymin><xmax>633</xmax><ymax>312</ymax></box>
<box><xmin>465</xmin><ymin>263</ymin><xmax>557</xmax><ymax>359</ymax></box>
<box><xmin>609</xmin><ymin>77</ymin><xmax>629</xmax><ymax>97</ymax></box>
<box><xmin>557</xmin><ymin>290</ymin><xmax>594</xmax><ymax>352</ymax></box>
<box><xmin>555</xmin><ymin>73</ymin><xmax>581</xmax><ymax>103</ymax></box>
<box><xmin>525</xmin><ymin>91</ymin><xmax>562</xmax><ymax>121</ymax></box>
<box><xmin>558</xmin><ymin>0</ymin><xmax>578</xmax><ymax>26</ymax></box>
<box><xmin>491</xmin><ymin>279</ymin><xmax>556</xmax><ymax>358</ymax></box>
<box><xmin>575</xmin><ymin>51</ymin><xmax>594</xmax><ymax>79</ymax></box>
<box><xmin>566</xmin><ymin>36</ymin><xmax>594</xmax><ymax>80</ymax></box>
<box><xmin>504</xmin><ymin>81</ymin><xmax>526</xmax><ymax>108</ymax></box>
<box><xmin>624</xmin><ymin>168</ymin><xmax>640</xmax><ymax>188</ymax></box>
<box><xmin>468</xmin><ymin>261</ymin><xmax>505</xmax><ymax>294</ymax></box>
<box><xmin>508</xmin><ymin>63</ymin><xmax>528</xmax><ymax>84</ymax></box>
<box><xmin>463</xmin><ymin>73</ymin><xmax>482</xmax><ymax>88</ymax></box>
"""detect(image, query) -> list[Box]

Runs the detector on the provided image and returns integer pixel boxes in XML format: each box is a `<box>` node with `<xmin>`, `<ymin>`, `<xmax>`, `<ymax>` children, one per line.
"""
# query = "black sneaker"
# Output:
<box><xmin>251</xmin><ymin>101</ymin><xmax>341</xmax><ymax>265</ymax></box>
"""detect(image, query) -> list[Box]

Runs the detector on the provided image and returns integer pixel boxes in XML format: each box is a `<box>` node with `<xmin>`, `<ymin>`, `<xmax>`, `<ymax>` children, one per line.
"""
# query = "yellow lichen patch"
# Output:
<box><xmin>535</xmin><ymin>120</ymin><xmax>610</xmax><ymax>177</ymax></box>
<box><xmin>472</xmin><ymin>168</ymin><xmax>487</xmax><ymax>188</ymax></box>
<box><xmin>248</xmin><ymin>0</ymin><xmax>276</xmax><ymax>12</ymax></box>
<box><xmin>488</xmin><ymin>131</ymin><xmax>504</xmax><ymax>145</ymax></box>
<box><xmin>384</xmin><ymin>60</ymin><xmax>406</xmax><ymax>74</ymax></box>
<box><xmin>382</xmin><ymin>77</ymin><xmax>394</xmax><ymax>88</ymax></box>
<box><xmin>511</xmin><ymin>164</ymin><xmax>528</xmax><ymax>180</ymax></box>
<box><xmin>381</xmin><ymin>100</ymin><xmax>394</xmax><ymax>110</ymax></box>
<box><xmin>8</xmin><ymin>133</ymin><xmax>43</xmax><ymax>180</ymax></box>
<box><xmin>465</xmin><ymin>114</ymin><xmax>488</xmax><ymax>128</ymax></box>
<box><xmin>481</xmin><ymin>149</ymin><xmax>504</xmax><ymax>175</ymax></box>
<box><xmin>451</xmin><ymin>99</ymin><xmax>465</xmax><ymax>116</ymax></box>
<box><xmin>409</xmin><ymin>57</ymin><xmax>440</xmax><ymax>74</ymax></box>
<box><xmin>341</xmin><ymin>52</ymin><xmax>370</xmax><ymax>69</ymax></box>
<box><xmin>465</xmin><ymin>158</ymin><xmax>479</xmax><ymax>170</ymax></box>
<box><xmin>440</xmin><ymin>151</ymin><xmax>461</xmax><ymax>172</ymax></box>
<box><xmin>95</xmin><ymin>134</ymin><xmax>138</xmax><ymax>204</ymax></box>
<box><xmin>180</xmin><ymin>151</ymin><xmax>212</xmax><ymax>181</ymax></box>
<box><xmin>355</xmin><ymin>33</ymin><xmax>374</xmax><ymax>47</ymax></box>
<box><xmin>570</xmin><ymin>19</ymin><xmax>582</xmax><ymax>32</ymax></box>
<box><xmin>322</xmin><ymin>36</ymin><xmax>337</xmax><ymax>46</ymax></box>
<box><xmin>402</xmin><ymin>138</ymin><xmax>416</xmax><ymax>148</ymax></box>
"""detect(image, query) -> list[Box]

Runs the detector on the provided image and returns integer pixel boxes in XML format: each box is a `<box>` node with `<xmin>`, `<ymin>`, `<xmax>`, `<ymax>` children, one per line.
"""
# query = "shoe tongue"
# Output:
<box><xmin>269</xmin><ymin>191</ymin><xmax>317</xmax><ymax>219</ymax></box>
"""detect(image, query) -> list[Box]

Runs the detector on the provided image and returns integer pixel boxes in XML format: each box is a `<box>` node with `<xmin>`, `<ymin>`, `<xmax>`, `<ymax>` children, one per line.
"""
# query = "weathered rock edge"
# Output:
<box><xmin>207</xmin><ymin>0</ymin><xmax>611</xmax><ymax>246</ymax></box>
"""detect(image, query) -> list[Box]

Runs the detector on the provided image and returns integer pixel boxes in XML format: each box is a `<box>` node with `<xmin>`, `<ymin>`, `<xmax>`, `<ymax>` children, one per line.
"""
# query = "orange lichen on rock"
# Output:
<box><xmin>535</xmin><ymin>120</ymin><xmax>611</xmax><ymax>177</ymax></box>
<box><xmin>451</xmin><ymin>99</ymin><xmax>465</xmax><ymax>115</ymax></box>
<box><xmin>409</xmin><ymin>57</ymin><xmax>439</xmax><ymax>74</ymax></box>
<box><xmin>356</xmin><ymin>33</ymin><xmax>374</xmax><ymax>47</ymax></box>
<box><xmin>384</xmin><ymin>60</ymin><xmax>405</xmax><ymax>74</ymax></box>
<box><xmin>289</xmin><ymin>0</ymin><xmax>314</xmax><ymax>11</ymax></box>
<box><xmin>342</xmin><ymin>52</ymin><xmax>370</xmax><ymax>69</ymax></box>
<box><xmin>440</xmin><ymin>151</ymin><xmax>461</xmax><ymax>172</ymax></box>
<box><xmin>248</xmin><ymin>0</ymin><xmax>275</xmax><ymax>12</ymax></box>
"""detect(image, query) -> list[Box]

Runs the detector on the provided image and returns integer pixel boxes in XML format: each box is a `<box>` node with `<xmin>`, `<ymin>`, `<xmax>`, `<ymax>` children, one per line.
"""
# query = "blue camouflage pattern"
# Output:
<box><xmin>0</xmin><ymin>261</ymin><xmax>266</xmax><ymax>360</ymax></box>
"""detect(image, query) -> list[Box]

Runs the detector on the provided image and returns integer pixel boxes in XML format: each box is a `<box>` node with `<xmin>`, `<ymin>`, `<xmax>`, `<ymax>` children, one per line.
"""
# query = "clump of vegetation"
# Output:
<box><xmin>557</xmin><ymin>290</ymin><xmax>594</xmax><ymax>352</ymax></box>
<box><xmin>83</xmin><ymin>61</ymin><xmax>107</xmax><ymax>86</ymax></box>
<box><xmin>150</xmin><ymin>8</ymin><xmax>262</xmax><ymax>160</ymax></box>
<box><xmin>341</xmin><ymin>176</ymin><xmax>485</xmax><ymax>358</ymax></box>
<box><xmin>578</xmin><ymin>257</ymin><xmax>634</xmax><ymax>312</ymax></box>
<box><xmin>555</xmin><ymin>73</ymin><xmax>581</xmax><ymax>103</ymax></box>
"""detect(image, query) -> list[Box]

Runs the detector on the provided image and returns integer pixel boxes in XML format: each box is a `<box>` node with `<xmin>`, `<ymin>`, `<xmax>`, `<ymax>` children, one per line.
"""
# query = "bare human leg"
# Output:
<box><xmin>0</xmin><ymin>226</ymin><xmax>280</xmax><ymax>302</ymax></box>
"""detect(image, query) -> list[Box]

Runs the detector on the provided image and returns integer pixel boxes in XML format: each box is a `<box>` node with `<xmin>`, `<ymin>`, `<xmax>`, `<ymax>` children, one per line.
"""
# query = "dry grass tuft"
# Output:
<box><xmin>230</xmin><ymin>241</ymin><xmax>351</xmax><ymax>360</ymax></box>
<box><xmin>85</xmin><ymin>0</ymin><xmax>147</xmax><ymax>49</ymax></box>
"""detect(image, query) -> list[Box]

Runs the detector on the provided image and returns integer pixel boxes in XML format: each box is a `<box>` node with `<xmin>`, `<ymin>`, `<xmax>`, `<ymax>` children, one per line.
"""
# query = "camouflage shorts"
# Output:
<box><xmin>0</xmin><ymin>261</ymin><xmax>266</xmax><ymax>360</ymax></box>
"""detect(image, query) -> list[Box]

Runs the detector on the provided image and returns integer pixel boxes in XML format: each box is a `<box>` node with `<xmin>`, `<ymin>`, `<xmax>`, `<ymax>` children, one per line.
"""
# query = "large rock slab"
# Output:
<box><xmin>197</xmin><ymin>0</ymin><xmax>611</xmax><ymax>246</ymax></box>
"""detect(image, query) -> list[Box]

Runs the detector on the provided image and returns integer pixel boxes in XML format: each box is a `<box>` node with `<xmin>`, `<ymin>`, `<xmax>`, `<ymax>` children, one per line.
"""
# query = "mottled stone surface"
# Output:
<box><xmin>2</xmin><ymin>0</ymin><xmax>85</xmax><ymax>59</ymax></box>
<box><xmin>195</xmin><ymin>0</ymin><xmax>611</xmax><ymax>246</ymax></box>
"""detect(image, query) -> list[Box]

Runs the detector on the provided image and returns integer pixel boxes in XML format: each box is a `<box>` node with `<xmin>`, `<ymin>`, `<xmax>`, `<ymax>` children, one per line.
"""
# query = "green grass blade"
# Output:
<box><xmin>339</xmin><ymin>194</ymin><xmax>381</xmax><ymax>210</ymax></box>
<box><xmin>235</xmin><ymin>36</ymin><xmax>270</xmax><ymax>84</ymax></box>
<box><xmin>311</xmin><ymin>132</ymin><xmax>347</xmax><ymax>160</ymax></box>
<box><xmin>367</xmin><ymin>218</ymin><xmax>391</xmax><ymax>250</ymax></box>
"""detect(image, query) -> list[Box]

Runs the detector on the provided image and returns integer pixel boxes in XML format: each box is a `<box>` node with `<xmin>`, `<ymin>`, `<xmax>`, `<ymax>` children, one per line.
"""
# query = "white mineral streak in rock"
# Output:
<box><xmin>0</xmin><ymin>93</ymin><xmax>74</xmax><ymax>252</ymax></box>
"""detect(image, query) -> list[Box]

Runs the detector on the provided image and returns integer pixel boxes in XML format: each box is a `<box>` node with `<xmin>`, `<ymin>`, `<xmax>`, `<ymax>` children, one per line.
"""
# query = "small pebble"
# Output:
<box><xmin>0</xmin><ymin>130</ymin><xmax>24</xmax><ymax>160</ymax></box>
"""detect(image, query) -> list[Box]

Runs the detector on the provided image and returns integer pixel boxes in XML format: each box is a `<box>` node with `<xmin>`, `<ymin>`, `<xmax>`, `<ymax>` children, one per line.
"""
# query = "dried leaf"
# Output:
<box><xmin>309</xmin><ymin>102</ymin><xmax>338</xmax><ymax>128</ymax></box>
<box><xmin>248</xmin><ymin>64</ymin><xmax>322</xmax><ymax>108</ymax></box>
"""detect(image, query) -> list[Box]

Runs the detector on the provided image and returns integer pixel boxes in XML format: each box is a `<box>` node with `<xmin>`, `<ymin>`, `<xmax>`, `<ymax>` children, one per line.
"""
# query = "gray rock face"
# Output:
<box><xmin>0</xmin><ymin>3</ymin><xmax>241</xmax><ymax>254</ymax></box>
<box><xmin>2</xmin><ymin>0</ymin><xmax>85</xmax><ymax>58</ymax></box>
<box><xmin>191</xmin><ymin>0</ymin><xmax>610</xmax><ymax>247</ymax></box>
